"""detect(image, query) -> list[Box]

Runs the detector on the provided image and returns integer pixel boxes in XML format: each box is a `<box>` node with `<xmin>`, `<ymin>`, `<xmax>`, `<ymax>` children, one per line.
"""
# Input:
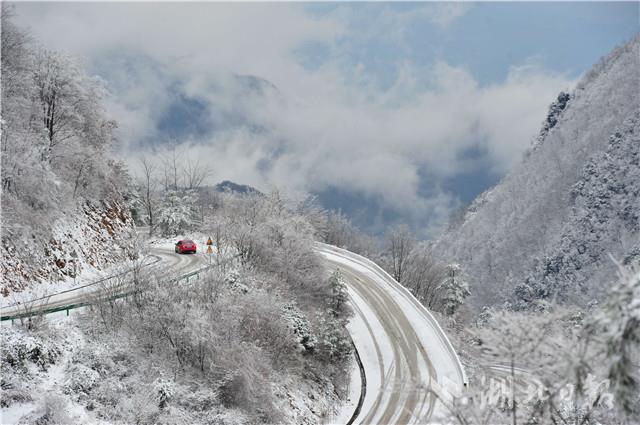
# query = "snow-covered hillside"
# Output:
<box><xmin>435</xmin><ymin>35</ymin><xmax>640</xmax><ymax>309</ymax></box>
<box><xmin>1</xmin><ymin>16</ymin><xmax>136</xmax><ymax>296</ymax></box>
<box><xmin>1</xmin><ymin>201</ymin><xmax>137</xmax><ymax>296</ymax></box>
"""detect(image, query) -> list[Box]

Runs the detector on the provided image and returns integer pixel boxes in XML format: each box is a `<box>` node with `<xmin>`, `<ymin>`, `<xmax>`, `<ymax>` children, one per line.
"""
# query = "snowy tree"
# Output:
<box><xmin>324</xmin><ymin>210</ymin><xmax>354</xmax><ymax>248</ymax></box>
<box><xmin>592</xmin><ymin>267</ymin><xmax>640</xmax><ymax>416</ymax></box>
<box><xmin>328</xmin><ymin>269</ymin><xmax>349</xmax><ymax>317</ymax></box>
<box><xmin>157</xmin><ymin>190</ymin><xmax>198</xmax><ymax>236</ymax></box>
<box><xmin>162</xmin><ymin>143</ymin><xmax>182</xmax><ymax>191</ymax></box>
<box><xmin>282</xmin><ymin>303</ymin><xmax>316</xmax><ymax>353</ymax></box>
<box><xmin>322</xmin><ymin>209</ymin><xmax>378</xmax><ymax>255</ymax></box>
<box><xmin>401</xmin><ymin>242</ymin><xmax>447</xmax><ymax>309</ymax></box>
<box><xmin>438</xmin><ymin>264</ymin><xmax>470</xmax><ymax>315</ymax></box>
<box><xmin>184</xmin><ymin>158</ymin><xmax>210</xmax><ymax>190</ymax></box>
<box><xmin>316</xmin><ymin>313</ymin><xmax>351</xmax><ymax>362</ymax></box>
<box><xmin>385</xmin><ymin>223</ymin><xmax>416</xmax><ymax>283</ymax></box>
<box><xmin>1</xmin><ymin>13</ymin><xmax>133</xmax><ymax>295</ymax></box>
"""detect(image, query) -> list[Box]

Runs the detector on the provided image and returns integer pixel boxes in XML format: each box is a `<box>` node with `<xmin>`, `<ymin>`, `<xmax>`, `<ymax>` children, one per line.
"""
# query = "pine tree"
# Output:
<box><xmin>282</xmin><ymin>303</ymin><xmax>316</xmax><ymax>353</ymax></box>
<box><xmin>316</xmin><ymin>312</ymin><xmax>351</xmax><ymax>361</ymax></box>
<box><xmin>438</xmin><ymin>263</ymin><xmax>471</xmax><ymax>315</ymax></box>
<box><xmin>328</xmin><ymin>269</ymin><xmax>349</xmax><ymax>317</ymax></box>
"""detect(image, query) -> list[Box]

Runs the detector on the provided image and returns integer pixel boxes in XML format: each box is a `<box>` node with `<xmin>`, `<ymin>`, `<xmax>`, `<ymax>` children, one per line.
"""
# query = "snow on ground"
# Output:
<box><xmin>2</xmin><ymin>226</ymin><xmax>237</xmax><ymax>312</ymax></box>
<box><xmin>1</xmin><ymin>230</ymin><xmax>228</xmax><ymax>314</ymax></box>
<box><xmin>0</xmin><ymin>254</ymin><xmax>159</xmax><ymax>310</ymax></box>
<box><xmin>323</xmin><ymin>248</ymin><xmax>465</xmax><ymax>391</ymax></box>
<box><xmin>327</xmin><ymin>315</ymin><xmax>364</xmax><ymax>424</ymax></box>
<box><xmin>1</xmin><ymin>265</ymin><xmax>102</xmax><ymax>309</ymax></box>
<box><xmin>317</xmin><ymin>244</ymin><xmax>467</xmax><ymax>424</ymax></box>
<box><xmin>0</xmin><ymin>316</ymin><xmax>109</xmax><ymax>425</ymax></box>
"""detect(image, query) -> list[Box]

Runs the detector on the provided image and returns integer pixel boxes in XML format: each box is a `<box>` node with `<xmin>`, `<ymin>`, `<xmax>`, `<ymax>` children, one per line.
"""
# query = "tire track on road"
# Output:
<box><xmin>325</xmin><ymin>257</ymin><xmax>439</xmax><ymax>425</ymax></box>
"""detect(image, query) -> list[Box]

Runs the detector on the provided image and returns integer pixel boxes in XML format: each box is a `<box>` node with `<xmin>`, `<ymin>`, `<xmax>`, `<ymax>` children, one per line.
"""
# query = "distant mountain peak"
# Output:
<box><xmin>214</xmin><ymin>180</ymin><xmax>261</xmax><ymax>195</ymax></box>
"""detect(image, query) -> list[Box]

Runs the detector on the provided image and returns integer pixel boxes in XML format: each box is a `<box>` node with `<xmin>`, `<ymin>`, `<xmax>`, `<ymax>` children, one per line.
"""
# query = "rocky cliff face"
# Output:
<box><xmin>1</xmin><ymin>201</ymin><xmax>137</xmax><ymax>296</ymax></box>
<box><xmin>435</xmin><ymin>35</ymin><xmax>640</xmax><ymax>309</ymax></box>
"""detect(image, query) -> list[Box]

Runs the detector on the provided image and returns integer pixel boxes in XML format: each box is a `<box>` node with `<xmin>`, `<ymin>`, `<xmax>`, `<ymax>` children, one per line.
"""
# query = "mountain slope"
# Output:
<box><xmin>435</xmin><ymin>35</ymin><xmax>640</xmax><ymax>309</ymax></box>
<box><xmin>1</xmin><ymin>15</ymin><xmax>136</xmax><ymax>296</ymax></box>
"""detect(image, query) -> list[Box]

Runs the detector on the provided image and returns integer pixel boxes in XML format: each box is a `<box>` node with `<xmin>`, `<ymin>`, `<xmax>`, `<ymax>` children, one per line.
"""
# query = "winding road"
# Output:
<box><xmin>1</xmin><ymin>241</ymin><xmax>466</xmax><ymax>424</ymax></box>
<box><xmin>147</xmin><ymin>242</ymin><xmax>208</xmax><ymax>275</ymax></box>
<box><xmin>0</xmin><ymin>243</ymin><xmax>208</xmax><ymax>321</ymax></box>
<box><xmin>317</xmin><ymin>244</ymin><xmax>467</xmax><ymax>425</ymax></box>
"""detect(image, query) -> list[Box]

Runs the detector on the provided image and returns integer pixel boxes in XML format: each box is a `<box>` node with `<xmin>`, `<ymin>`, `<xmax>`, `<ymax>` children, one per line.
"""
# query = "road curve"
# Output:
<box><xmin>1</xmin><ymin>244</ymin><xmax>207</xmax><ymax>321</ymax></box>
<box><xmin>316</xmin><ymin>243</ymin><xmax>466</xmax><ymax>425</ymax></box>
<box><xmin>147</xmin><ymin>243</ymin><xmax>208</xmax><ymax>275</ymax></box>
<box><xmin>2</xmin><ymin>240</ymin><xmax>465</xmax><ymax>425</ymax></box>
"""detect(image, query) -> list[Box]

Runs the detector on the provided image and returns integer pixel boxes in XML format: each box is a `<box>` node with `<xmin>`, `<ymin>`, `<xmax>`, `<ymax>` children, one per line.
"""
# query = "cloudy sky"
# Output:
<box><xmin>12</xmin><ymin>2</ymin><xmax>639</xmax><ymax>237</ymax></box>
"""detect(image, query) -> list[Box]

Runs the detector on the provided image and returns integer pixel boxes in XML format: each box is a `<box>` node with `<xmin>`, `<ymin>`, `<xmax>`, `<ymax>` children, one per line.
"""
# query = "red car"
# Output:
<box><xmin>175</xmin><ymin>240</ymin><xmax>197</xmax><ymax>254</ymax></box>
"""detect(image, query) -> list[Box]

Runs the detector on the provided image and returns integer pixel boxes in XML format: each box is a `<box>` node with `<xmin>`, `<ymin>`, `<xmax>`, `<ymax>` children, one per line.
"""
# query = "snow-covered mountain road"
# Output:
<box><xmin>2</xmin><ymin>241</ymin><xmax>466</xmax><ymax>424</ymax></box>
<box><xmin>147</xmin><ymin>242</ymin><xmax>209</xmax><ymax>275</ymax></box>
<box><xmin>0</xmin><ymin>244</ymin><xmax>208</xmax><ymax>321</ymax></box>
<box><xmin>317</xmin><ymin>243</ymin><xmax>467</xmax><ymax>425</ymax></box>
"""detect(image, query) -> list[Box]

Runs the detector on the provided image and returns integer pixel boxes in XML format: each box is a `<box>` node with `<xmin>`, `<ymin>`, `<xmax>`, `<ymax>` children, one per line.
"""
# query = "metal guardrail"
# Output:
<box><xmin>1</xmin><ymin>255</ymin><xmax>239</xmax><ymax>322</ymax></box>
<box><xmin>1</xmin><ymin>255</ymin><xmax>162</xmax><ymax>311</ymax></box>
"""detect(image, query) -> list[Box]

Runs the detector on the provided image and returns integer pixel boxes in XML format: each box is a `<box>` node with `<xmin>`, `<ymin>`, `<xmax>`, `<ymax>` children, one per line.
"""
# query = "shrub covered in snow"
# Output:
<box><xmin>0</xmin><ymin>326</ymin><xmax>61</xmax><ymax>373</ymax></box>
<box><xmin>64</xmin><ymin>363</ymin><xmax>100</xmax><ymax>395</ymax></box>
<box><xmin>21</xmin><ymin>395</ymin><xmax>72</xmax><ymax>425</ymax></box>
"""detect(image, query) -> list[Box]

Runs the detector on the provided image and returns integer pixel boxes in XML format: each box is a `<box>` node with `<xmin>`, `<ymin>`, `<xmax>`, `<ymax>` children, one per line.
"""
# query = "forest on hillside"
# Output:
<box><xmin>1</xmin><ymin>9</ymin><xmax>135</xmax><ymax>294</ymax></box>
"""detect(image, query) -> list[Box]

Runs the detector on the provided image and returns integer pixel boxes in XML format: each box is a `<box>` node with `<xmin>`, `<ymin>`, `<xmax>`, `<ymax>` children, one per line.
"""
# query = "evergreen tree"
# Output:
<box><xmin>282</xmin><ymin>303</ymin><xmax>316</xmax><ymax>353</ymax></box>
<box><xmin>316</xmin><ymin>312</ymin><xmax>351</xmax><ymax>362</ymax></box>
<box><xmin>438</xmin><ymin>263</ymin><xmax>470</xmax><ymax>315</ymax></box>
<box><xmin>328</xmin><ymin>269</ymin><xmax>349</xmax><ymax>317</ymax></box>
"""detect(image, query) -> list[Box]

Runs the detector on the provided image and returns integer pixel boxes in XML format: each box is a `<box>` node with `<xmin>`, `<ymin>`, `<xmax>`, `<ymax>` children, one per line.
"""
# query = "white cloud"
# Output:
<box><xmin>424</xmin><ymin>3</ymin><xmax>473</xmax><ymax>28</ymax></box>
<box><xmin>12</xmin><ymin>3</ymin><xmax>575</xmax><ymax>236</ymax></box>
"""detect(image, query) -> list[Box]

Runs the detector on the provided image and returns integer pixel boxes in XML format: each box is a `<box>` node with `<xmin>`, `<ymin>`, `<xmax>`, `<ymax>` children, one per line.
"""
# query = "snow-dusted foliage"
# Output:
<box><xmin>435</xmin><ymin>35</ymin><xmax>640</xmax><ymax>309</ymax></box>
<box><xmin>514</xmin><ymin>113</ymin><xmax>640</xmax><ymax>306</ymax></box>
<box><xmin>320</xmin><ymin>209</ymin><xmax>379</xmax><ymax>256</ymax></box>
<box><xmin>400</xmin><ymin>242</ymin><xmax>448</xmax><ymax>308</ymax></box>
<box><xmin>438</xmin><ymin>263</ymin><xmax>471</xmax><ymax>315</ymax></box>
<box><xmin>592</xmin><ymin>267</ymin><xmax>640</xmax><ymax>415</ymax></box>
<box><xmin>152</xmin><ymin>375</ymin><xmax>176</xmax><ymax>409</ymax></box>
<box><xmin>449</xmin><ymin>266</ymin><xmax>640</xmax><ymax>424</ymax></box>
<box><xmin>327</xmin><ymin>269</ymin><xmax>349</xmax><ymax>317</ymax></box>
<box><xmin>1</xmin><ymin>12</ymin><xmax>136</xmax><ymax>295</ymax></box>
<box><xmin>15</xmin><ymin>190</ymin><xmax>354</xmax><ymax>424</ymax></box>
<box><xmin>283</xmin><ymin>303</ymin><xmax>317</xmax><ymax>353</ymax></box>
<box><xmin>157</xmin><ymin>189</ymin><xmax>198</xmax><ymax>236</ymax></box>
<box><xmin>383</xmin><ymin>223</ymin><xmax>416</xmax><ymax>283</ymax></box>
<box><xmin>64</xmin><ymin>363</ymin><xmax>100</xmax><ymax>394</ymax></box>
<box><xmin>1</xmin><ymin>324</ymin><xmax>63</xmax><ymax>413</ymax></box>
<box><xmin>315</xmin><ymin>313</ymin><xmax>352</xmax><ymax>363</ymax></box>
<box><xmin>1</xmin><ymin>326</ymin><xmax>61</xmax><ymax>374</ymax></box>
<box><xmin>533</xmin><ymin>91</ymin><xmax>571</xmax><ymax>147</ymax></box>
